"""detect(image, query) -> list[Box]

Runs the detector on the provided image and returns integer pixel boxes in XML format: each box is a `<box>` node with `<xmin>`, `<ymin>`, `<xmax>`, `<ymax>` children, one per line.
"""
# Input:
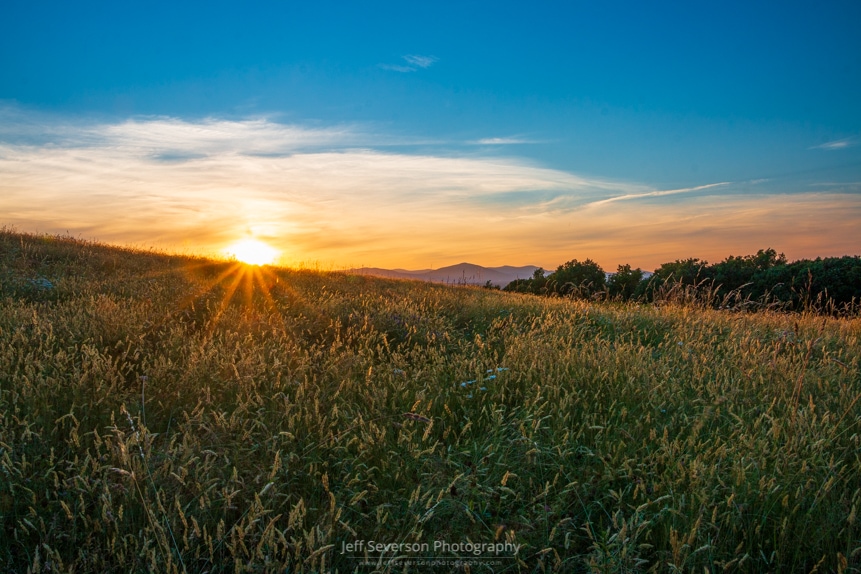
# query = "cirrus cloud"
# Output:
<box><xmin>379</xmin><ymin>54</ymin><xmax>438</xmax><ymax>72</ymax></box>
<box><xmin>810</xmin><ymin>137</ymin><xmax>857</xmax><ymax>150</ymax></box>
<box><xmin>1</xmin><ymin>109</ymin><xmax>859</xmax><ymax>270</ymax></box>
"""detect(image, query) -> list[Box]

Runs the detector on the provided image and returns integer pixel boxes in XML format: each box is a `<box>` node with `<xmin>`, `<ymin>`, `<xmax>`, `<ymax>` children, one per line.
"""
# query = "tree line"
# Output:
<box><xmin>501</xmin><ymin>249</ymin><xmax>861</xmax><ymax>314</ymax></box>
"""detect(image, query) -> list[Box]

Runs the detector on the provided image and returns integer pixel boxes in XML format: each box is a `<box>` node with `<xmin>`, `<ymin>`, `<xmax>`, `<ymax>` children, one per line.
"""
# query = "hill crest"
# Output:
<box><xmin>347</xmin><ymin>263</ymin><xmax>540</xmax><ymax>287</ymax></box>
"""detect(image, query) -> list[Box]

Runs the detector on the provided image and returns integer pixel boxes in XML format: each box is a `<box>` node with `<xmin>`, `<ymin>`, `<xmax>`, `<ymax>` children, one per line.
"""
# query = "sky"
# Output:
<box><xmin>1</xmin><ymin>0</ymin><xmax>860</xmax><ymax>271</ymax></box>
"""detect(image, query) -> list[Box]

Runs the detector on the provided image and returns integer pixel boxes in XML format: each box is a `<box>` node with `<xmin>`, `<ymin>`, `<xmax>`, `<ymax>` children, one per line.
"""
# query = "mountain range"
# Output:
<box><xmin>347</xmin><ymin>263</ymin><xmax>540</xmax><ymax>287</ymax></box>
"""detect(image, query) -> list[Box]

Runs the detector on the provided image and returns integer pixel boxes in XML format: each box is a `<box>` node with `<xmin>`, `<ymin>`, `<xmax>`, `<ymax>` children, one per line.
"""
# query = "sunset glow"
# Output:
<box><xmin>225</xmin><ymin>239</ymin><xmax>280</xmax><ymax>266</ymax></box>
<box><xmin>1</xmin><ymin>2</ymin><xmax>859</xmax><ymax>270</ymax></box>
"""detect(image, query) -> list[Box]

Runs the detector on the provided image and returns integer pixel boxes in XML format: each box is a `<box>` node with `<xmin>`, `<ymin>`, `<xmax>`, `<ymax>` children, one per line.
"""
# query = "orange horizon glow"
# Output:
<box><xmin>224</xmin><ymin>239</ymin><xmax>280</xmax><ymax>266</ymax></box>
<box><xmin>2</xmin><ymin>116</ymin><xmax>859</xmax><ymax>274</ymax></box>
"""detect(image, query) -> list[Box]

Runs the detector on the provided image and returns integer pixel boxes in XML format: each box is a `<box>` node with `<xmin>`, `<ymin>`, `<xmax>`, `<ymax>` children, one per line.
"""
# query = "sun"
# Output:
<box><xmin>225</xmin><ymin>239</ymin><xmax>280</xmax><ymax>266</ymax></box>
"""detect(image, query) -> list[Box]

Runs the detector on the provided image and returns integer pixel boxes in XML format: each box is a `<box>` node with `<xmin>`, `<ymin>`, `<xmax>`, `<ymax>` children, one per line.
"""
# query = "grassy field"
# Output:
<box><xmin>1</xmin><ymin>230</ymin><xmax>860</xmax><ymax>573</ymax></box>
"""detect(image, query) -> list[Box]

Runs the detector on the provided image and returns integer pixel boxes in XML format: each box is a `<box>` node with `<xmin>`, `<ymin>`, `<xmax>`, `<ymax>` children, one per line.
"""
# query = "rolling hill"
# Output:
<box><xmin>348</xmin><ymin>262</ymin><xmax>540</xmax><ymax>287</ymax></box>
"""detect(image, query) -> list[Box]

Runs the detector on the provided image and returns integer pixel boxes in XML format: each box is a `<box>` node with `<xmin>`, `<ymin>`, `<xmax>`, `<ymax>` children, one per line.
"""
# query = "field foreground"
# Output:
<box><xmin>1</xmin><ymin>232</ymin><xmax>860</xmax><ymax>573</ymax></box>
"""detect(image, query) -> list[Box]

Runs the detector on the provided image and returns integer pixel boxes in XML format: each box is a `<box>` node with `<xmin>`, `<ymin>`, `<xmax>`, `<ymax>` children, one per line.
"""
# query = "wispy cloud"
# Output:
<box><xmin>471</xmin><ymin>137</ymin><xmax>540</xmax><ymax>145</ymax></box>
<box><xmin>0</xmin><ymin>108</ymin><xmax>364</xmax><ymax>153</ymax></box>
<box><xmin>810</xmin><ymin>181</ymin><xmax>861</xmax><ymax>187</ymax></box>
<box><xmin>378</xmin><ymin>64</ymin><xmax>417</xmax><ymax>73</ymax></box>
<box><xmin>585</xmin><ymin>182</ymin><xmax>732</xmax><ymax>208</ymax></box>
<box><xmin>538</xmin><ymin>191</ymin><xmax>861</xmax><ymax>269</ymax></box>
<box><xmin>1</xmin><ymin>109</ymin><xmax>859</xmax><ymax>270</ymax></box>
<box><xmin>379</xmin><ymin>54</ymin><xmax>438</xmax><ymax>72</ymax></box>
<box><xmin>403</xmin><ymin>55</ymin><xmax>437</xmax><ymax>68</ymax></box>
<box><xmin>0</xmin><ymin>111</ymin><xmax>632</xmax><ymax>264</ymax></box>
<box><xmin>810</xmin><ymin>137</ymin><xmax>857</xmax><ymax>150</ymax></box>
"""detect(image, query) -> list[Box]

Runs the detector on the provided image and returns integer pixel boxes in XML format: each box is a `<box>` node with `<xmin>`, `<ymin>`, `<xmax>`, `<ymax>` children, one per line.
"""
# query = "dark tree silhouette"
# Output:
<box><xmin>608</xmin><ymin>264</ymin><xmax>644</xmax><ymax>300</ymax></box>
<box><xmin>547</xmin><ymin>258</ymin><xmax>606</xmax><ymax>298</ymax></box>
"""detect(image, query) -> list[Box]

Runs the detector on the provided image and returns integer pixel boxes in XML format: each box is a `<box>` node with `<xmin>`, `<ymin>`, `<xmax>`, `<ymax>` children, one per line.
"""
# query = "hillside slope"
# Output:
<box><xmin>2</xmin><ymin>230</ymin><xmax>860</xmax><ymax>572</ymax></box>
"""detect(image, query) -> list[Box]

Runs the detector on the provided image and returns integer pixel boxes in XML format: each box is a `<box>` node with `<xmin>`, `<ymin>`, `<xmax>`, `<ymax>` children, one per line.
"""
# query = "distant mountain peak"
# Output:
<box><xmin>347</xmin><ymin>263</ymin><xmax>540</xmax><ymax>287</ymax></box>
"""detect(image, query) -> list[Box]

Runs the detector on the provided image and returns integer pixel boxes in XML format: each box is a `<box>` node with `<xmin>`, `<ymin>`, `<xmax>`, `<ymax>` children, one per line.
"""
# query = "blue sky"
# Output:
<box><xmin>2</xmin><ymin>1</ymin><xmax>860</xmax><ymax>269</ymax></box>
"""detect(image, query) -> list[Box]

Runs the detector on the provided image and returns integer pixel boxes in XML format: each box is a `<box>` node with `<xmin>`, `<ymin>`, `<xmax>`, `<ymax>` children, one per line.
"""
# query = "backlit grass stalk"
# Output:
<box><xmin>1</xmin><ymin>229</ymin><xmax>860</xmax><ymax>572</ymax></box>
<box><xmin>121</xmin><ymin>404</ymin><xmax>186</xmax><ymax>573</ymax></box>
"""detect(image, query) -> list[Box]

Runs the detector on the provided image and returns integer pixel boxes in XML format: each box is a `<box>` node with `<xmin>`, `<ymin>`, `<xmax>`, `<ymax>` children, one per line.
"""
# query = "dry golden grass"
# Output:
<box><xmin>1</xmin><ymin>230</ymin><xmax>860</xmax><ymax>572</ymax></box>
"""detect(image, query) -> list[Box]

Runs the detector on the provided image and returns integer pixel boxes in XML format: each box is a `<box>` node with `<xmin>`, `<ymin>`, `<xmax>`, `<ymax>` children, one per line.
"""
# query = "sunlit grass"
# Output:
<box><xmin>1</xmin><ymin>229</ymin><xmax>860</xmax><ymax>572</ymax></box>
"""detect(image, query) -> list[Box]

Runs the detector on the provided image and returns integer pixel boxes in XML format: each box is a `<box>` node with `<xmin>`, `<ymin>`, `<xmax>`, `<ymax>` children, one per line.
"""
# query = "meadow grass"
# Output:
<box><xmin>1</xmin><ymin>230</ymin><xmax>860</xmax><ymax>572</ymax></box>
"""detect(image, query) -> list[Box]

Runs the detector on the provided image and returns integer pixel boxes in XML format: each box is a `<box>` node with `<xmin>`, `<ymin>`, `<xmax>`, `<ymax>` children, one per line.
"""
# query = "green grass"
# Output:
<box><xmin>1</xmin><ymin>229</ymin><xmax>860</xmax><ymax>572</ymax></box>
